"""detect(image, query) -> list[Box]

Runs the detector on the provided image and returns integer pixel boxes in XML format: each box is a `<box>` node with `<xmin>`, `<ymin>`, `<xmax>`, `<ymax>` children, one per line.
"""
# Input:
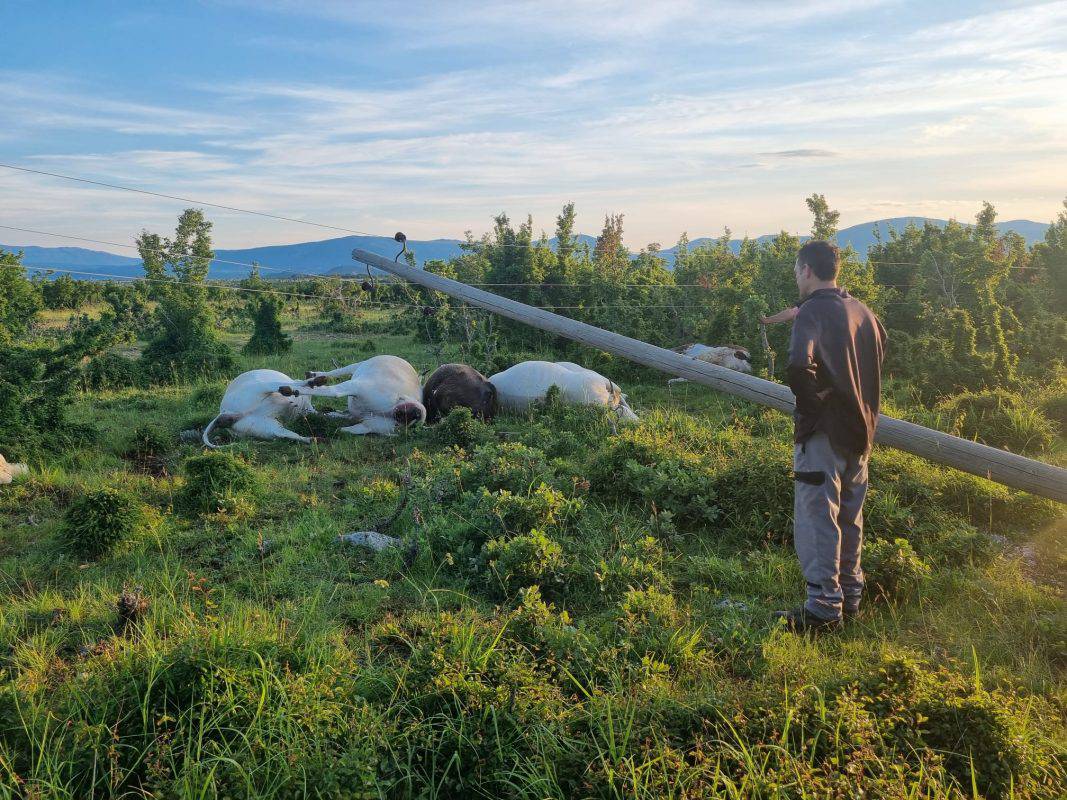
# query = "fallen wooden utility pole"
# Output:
<box><xmin>353</xmin><ymin>248</ymin><xmax>1067</xmax><ymax>503</ymax></box>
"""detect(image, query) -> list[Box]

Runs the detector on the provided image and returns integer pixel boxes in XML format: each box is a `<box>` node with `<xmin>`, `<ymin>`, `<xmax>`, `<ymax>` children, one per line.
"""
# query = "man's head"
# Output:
<box><xmin>794</xmin><ymin>240</ymin><xmax>839</xmax><ymax>297</ymax></box>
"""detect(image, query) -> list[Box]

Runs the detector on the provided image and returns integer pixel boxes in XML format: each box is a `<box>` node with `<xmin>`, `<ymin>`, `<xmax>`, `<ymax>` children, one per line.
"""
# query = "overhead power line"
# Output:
<box><xmin>0</xmin><ymin>163</ymin><xmax>381</xmax><ymax>237</ymax></box>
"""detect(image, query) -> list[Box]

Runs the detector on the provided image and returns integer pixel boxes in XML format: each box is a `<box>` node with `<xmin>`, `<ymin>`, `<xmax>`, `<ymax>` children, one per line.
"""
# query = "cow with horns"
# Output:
<box><xmin>280</xmin><ymin>355</ymin><xmax>426</xmax><ymax>436</ymax></box>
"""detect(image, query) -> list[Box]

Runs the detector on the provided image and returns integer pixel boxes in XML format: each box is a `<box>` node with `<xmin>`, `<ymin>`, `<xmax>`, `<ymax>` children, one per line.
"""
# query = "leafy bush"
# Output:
<box><xmin>867</xmin><ymin>448</ymin><xmax>1057</xmax><ymax>535</ymax></box>
<box><xmin>179</xmin><ymin>451</ymin><xmax>261</xmax><ymax>514</ymax></box>
<box><xmin>707</xmin><ymin>439</ymin><xmax>794</xmax><ymax>543</ymax></box>
<box><xmin>485</xmin><ymin>528</ymin><xmax>565</xmax><ymax>598</ymax></box>
<box><xmin>0</xmin><ymin>326</ymin><xmax>108</xmax><ymax>460</ymax></box>
<box><xmin>429</xmin><ymin>406</ymin><xmax>494</xmax><ymax>450</ymax></box>
<box><xmin>121</xmin><ymin>424</ymin><xmax>172</xmax><ymax>475</ymax></box>
<box><xmin>139</xmin><ymin>293</ymin><xmax>238</xmax><ymax>384</ymax></box>
<box><xmin>82</xmin><ymin>352</ymin><xmax>141</xmax><ymax>391</ymax></box>
<box><xmin>123</xmin><ymin>425</ymin><xmax>171</xmax><ymax>461</ymax></box>
<box><xmin>863</xmin><ymin>537</ymin><xmax>931</xmax><ymax>600</ymax></box>
<box><xmin>855</xmin><ymin>653</ymin><xmax>1061</xmax><ymax>799</ymax></box>
<box><xmin>242</xmin><ymin>295</ymin><xmax>292</xmax><ymax>356</ymax></box>
<box><xmin>459</xmin><ymin>441</ymin><xmax>560</xmax><ymax>494</ymax></box>
<box><xmin>1038</xmin><ymin>388</ymin><xmax>1067</xmax><ymax>433</ymax></box>
<box><xmin>61</xmin><ymin>487</ymin><xmax>144</xmax><ymax>558</ymax></box>
<box><xmin>593</xmin><ymin>536</ymin><xmax>670</xmax><ymax>598</ymax></box>
<box><xmin>936</xmin><ymin>389</ymin><xmax>1056</xmax><ymax>454</ymax></box>
<box><xmin>589</xmin><ymin>428</ymin><xmax>721</xmax><ymax>526</ymax></box>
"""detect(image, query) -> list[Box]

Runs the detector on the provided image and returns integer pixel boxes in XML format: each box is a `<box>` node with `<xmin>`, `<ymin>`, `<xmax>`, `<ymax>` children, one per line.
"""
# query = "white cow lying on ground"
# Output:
<box><xmin>488</xmin><ymin>360</ymin><xmax>639</xmax><ymax>421</ymax></box>
<box><xmin>668</xmin><ymin>344</ymin><xmax>753</xmax><ymax>385</ymax></box>
<box><xmin>0</xmin><ymin>453</ymin><xmax>28</xmax><ymax>485</ymax></box>
<box><xmin>203</xmin><ymin>369</ymin><xmax>320</xmax><ymax>447</ymax></box>
<box><xmin>280</xmin><ymin>355</ymin><xmax>426</xmax><ymax>436</ymax></box>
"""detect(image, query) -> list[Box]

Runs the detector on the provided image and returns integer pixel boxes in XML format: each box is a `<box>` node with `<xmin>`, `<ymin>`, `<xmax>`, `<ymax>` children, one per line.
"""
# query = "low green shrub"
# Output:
<box><xmin>589</xmin><ymin>428</ymin><xmax>721</xmax><ymax>526</ymax></box>
<box><xmin>1038</xmin><ymin>388</ymin><xmax>1067</xmax><ymax>433</ymax></box>
<box><xmin>61</xmin><ymin>487</ymin><xmax>144</xmax><ymax>558</ymax></box>
<box><xmin>82</xmin><ymin>352</ymin><xmax>141</xmax><ymax>391</ymax></box>
<box><xmin>242</xmin><ymin>295</ymin><xmax>292</xmax><ymax>356</ymax></box>
<box><xmin>122</xmin><ymin>424</ymin><xmax>171</xmax><ymax>461</ymax></box>
<box><xmin>867</xmin><ymin>448</ymin><xmax>1057</xmax><ymax>535</ymax></box>
<box><xmin>459</xmin><ymin>441</ymin><xmax>560</xmax><ymax>494</ymax></box>
<box><xmin>856</xmin><ymin>653</ymin><xmax>1062</xmax><ymax>799</ymax></box>
<box><xmin>863</xmin><ymin>537</ymin><xmax>931</xmax><ymax>601</ymax></box>
<box><xmin>936</xmin><ymin>389</ymin><xmax>1056</xmax><ymax>454</ymax></box>
<box><xmin>429</xmin><ymin>406</ymin><xmax>494</xmax><ymax>450</ymax></box>
<box><xmin>485</xmin><ymin>528</ymin><xmax>565</xmax><ymax>598</ymax></box>
<box><xmin>707</xmin><ymin>440</ymin><xmax>793</xmax><ymax>543</ymax></box>
<box><xmin>179</xmin><ymin>451</ymin><xmax>262</xmax><ymax>514</ymax></box>
<box><xmin>593</xmin><ymin>535</ymin><xmax>670</xmax><ymax>598</ymax></box>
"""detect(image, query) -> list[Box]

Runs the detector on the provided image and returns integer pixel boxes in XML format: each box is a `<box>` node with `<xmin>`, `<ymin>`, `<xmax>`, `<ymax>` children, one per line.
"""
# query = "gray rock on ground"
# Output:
<box><xmin>340</xmin><ymin>531</ymin><xmax>401</xmax><ymax>551</ymax></box>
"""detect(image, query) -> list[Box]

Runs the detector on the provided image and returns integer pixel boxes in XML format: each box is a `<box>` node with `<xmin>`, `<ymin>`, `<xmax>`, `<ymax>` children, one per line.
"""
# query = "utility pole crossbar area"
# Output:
<box><xmin>352</xmin><ymin>248</ymin><xmax>1067</xmax><ymax>503</ymax></box>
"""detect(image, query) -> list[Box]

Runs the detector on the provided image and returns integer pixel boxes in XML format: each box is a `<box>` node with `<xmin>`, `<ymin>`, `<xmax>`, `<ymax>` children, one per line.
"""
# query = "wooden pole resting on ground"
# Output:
<box><xmin>352</xmin><ymin>248</ymin><xmax>1067</xmax><ymax>503</ymax></box>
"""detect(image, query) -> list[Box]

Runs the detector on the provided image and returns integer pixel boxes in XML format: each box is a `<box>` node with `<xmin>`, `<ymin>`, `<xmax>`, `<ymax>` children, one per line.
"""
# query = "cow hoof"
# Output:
<box><xmin>278</xmin><ymin>385</ymin><xmax>297</xmax><ymax>397</ymax></box>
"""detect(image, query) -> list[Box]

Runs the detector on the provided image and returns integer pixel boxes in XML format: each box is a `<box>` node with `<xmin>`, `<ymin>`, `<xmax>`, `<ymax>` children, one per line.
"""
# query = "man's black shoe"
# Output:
<box><xmin>843</xmin><ymin>607</ymin><xmax>861</xmax><ymax>623</ymax></box>
<box><xmin>772</xmin><ymin>607</ymin><xmax>842</xmax><ymax>634</ymax></box>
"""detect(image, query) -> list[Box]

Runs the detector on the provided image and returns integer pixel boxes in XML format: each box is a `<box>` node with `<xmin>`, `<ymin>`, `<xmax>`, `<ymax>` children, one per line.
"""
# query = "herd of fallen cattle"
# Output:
<box><xmin>201</xmin><ymin>343</ymin><xmax>754</xmax><ymax>447</ymax></box>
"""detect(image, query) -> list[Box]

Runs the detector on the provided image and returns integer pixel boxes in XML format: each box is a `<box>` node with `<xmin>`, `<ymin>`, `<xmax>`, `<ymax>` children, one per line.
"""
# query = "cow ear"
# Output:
<box><xmin>735</xmin><ymin>351</ymin><xmax>749</xmax><ymax>361</ymax></box>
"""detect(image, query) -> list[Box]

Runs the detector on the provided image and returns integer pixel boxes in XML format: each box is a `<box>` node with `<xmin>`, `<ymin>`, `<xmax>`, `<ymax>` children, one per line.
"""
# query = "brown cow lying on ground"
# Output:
<box><xmin>422</xmin><ymin>363</ymin><xmax>497</xmax><ymax>423</ymax></box>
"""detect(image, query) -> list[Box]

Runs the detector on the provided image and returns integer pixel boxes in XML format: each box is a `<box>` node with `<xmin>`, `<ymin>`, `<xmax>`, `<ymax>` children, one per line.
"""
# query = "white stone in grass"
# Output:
<box><xmin>340</xmin><ymin>531</ymin><xmax>401</xmax><ymax>551</ymax></box>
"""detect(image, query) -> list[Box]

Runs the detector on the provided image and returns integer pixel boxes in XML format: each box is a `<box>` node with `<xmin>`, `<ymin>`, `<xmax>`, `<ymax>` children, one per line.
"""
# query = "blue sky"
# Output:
<box><xmin>2</xmin><ymin>0</ymin><xmax>1066</xmax><ymax>250</ymax></box>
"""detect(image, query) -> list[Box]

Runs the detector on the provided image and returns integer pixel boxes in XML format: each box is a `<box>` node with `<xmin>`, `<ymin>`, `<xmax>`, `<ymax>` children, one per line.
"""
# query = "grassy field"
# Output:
<box><xmin>1</xmin><ymin>313</ymin><xmax>1064</xmax><ymax>799</ymax></box>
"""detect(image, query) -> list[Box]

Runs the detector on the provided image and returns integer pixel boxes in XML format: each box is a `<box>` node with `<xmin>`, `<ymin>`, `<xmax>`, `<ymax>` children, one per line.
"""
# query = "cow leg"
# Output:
<box><xmin>306</xmin><ymin>364</ymin><xmax>358</xmax><ymax>381</ymax></box>
<box><xmin>278</xmin><ymin>379</ymin><xmax>359</xmax><ymax>400</ymax></box>
<box><xmin>236</xmin><ymin>416</ymin><xmax>313</xmax><ymax>444</ymax></box>
<box><xmin>339</xmin><ymin>416</ymin><xmax>397</xmax><ymax>436</ymax></box>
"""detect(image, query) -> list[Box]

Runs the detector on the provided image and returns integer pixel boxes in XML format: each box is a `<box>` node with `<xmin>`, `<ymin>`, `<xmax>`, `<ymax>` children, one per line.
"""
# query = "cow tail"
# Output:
<box><xmin>201</xmin><ymin>413</ymin><xmax>235</xmax><ymax>449</ymax></box>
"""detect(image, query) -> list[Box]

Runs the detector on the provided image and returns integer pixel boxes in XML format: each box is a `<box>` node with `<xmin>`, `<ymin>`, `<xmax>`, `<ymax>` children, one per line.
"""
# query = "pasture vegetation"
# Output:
<box><xmin>1</xmin><ymin>199</ymin><xmax>1066</xmax><ymax>798</ymax></box>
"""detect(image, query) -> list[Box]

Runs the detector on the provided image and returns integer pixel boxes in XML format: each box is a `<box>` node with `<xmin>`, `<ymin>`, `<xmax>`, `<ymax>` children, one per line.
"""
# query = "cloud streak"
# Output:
<box><xmin>2</xmin><ymin>1</ymin><xmax>1065</xmax><ymax>248</ymax></box>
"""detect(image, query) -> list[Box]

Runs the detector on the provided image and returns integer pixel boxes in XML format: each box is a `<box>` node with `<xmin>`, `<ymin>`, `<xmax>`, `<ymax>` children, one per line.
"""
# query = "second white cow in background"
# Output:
<box><xmin>203</xmin><ymin>369</ymin><xmax>319</xmax><ymax>447</ymax></box>
<box><xmin>489</xmin><ymin>360</ymin><xmax>638</xmax><ymax>421</ymax></box>
<box><xmin>667</xmin><ymin>344</ymin><xmax>753</xmax><ymax>386</ymax></box>
<box><xmin>281</xmin><ymin>355</ymin><xmax>426</xmax><ymax>436</ymax></box>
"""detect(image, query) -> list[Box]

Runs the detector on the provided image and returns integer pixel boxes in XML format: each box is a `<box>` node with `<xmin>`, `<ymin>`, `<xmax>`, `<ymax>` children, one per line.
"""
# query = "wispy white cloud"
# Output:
<box><xmin>3</xmin><ymin>0</ymin><xmax>1065</xmax><ymax>248</ymax></box>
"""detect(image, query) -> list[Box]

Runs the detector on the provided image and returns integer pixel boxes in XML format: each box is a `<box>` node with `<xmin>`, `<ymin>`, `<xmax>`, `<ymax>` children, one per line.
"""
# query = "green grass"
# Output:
<box><xmin>1</xmin><ymin>313</ymin><xmax>1064</xmax><ymax>798</ymax></box>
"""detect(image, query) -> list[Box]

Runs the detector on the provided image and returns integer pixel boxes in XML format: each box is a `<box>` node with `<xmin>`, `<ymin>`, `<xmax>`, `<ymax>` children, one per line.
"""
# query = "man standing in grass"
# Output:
<box><xmin>764</xmin><ymin>241</ymin><xmax>886</xmax><ymax>632</ymax></box>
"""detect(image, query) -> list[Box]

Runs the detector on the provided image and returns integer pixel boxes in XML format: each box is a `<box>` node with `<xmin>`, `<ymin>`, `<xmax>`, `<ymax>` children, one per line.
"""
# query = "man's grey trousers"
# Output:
<box><xmin>793</xmin><ymin>431</ymin><xmax>869</xmax><ymax>621</ymax></box>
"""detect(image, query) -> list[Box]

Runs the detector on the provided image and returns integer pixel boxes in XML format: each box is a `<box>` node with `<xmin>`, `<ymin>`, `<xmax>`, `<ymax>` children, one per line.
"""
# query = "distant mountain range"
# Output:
<box><xmin>3</xmin><ymin>217</ymin><xmax>1051</xmax><ymax>281</ymax></box>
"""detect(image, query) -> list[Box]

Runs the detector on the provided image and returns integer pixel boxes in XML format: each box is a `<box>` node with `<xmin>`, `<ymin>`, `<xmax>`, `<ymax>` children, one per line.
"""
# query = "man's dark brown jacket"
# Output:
<box><xmin>787</xmin><ymin>287</ymin><xmax>886</xmax><ymax>455</ymax></box>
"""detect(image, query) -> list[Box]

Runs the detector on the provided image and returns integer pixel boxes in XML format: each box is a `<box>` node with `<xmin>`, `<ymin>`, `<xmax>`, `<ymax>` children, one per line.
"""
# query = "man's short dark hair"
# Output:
<box><xmin>797</xmin><ymin>240</ymin><xmax>839</xmax><ymax>281</ymax></box>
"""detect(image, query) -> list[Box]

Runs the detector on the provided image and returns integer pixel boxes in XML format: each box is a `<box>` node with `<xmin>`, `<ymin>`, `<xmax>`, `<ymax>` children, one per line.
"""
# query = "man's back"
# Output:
<box><xmin>787</xmin><ymin>287</ymin><xmax>886</xmax><ymax>455</ymax></box>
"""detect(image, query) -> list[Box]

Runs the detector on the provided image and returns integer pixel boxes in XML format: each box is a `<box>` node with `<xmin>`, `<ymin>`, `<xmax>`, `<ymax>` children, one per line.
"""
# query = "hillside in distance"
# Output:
<box><xmin>2</xmin><ymin>217</ymin><xmax>1050</xmax><ymax>280</ymax></box>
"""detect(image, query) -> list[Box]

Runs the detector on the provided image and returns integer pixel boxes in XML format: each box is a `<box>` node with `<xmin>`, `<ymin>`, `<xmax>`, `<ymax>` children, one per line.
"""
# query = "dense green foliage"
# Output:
<box><xmin>137</xmin><ymin>210</ymin><xmax>237</xmax><ymax>382</ymax></box>
<box><xmin>0</xmin><ymin>198</ymin><xmax>1063</xmax><ymax>798</ymax></box>
<box><xmin>0</xmin><ymin>254</ymin><xmax>115</xmax><ymax>458</ymax></box>
<box><xmin>179</xmin><ymin>450</ymin><xmax>262</xmax><ymax>515</ymax></box>
<box><xmin>60</xmin><ymin>487</ymin><xmax>145</xmax><ymax>558</ymax></box>
<box><xmin>241</xmin><ymin>267</ymin><xmax>292</xmax><ymax>356</ymax></box>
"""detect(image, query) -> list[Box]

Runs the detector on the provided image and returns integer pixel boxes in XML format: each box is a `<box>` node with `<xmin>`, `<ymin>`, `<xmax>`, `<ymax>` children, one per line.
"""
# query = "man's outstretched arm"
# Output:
<box><xmin>760</xmin><ymin>305</ymin><xmax>799</xmax><ymax>325</ymax></box>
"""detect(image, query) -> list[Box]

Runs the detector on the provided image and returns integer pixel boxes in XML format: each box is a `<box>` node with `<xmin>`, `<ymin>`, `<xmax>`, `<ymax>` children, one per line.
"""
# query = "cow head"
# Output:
<box><xmin>392</xmin><ymin>401</ymin><xmax>426</xmax><ymax>427</ymax></box>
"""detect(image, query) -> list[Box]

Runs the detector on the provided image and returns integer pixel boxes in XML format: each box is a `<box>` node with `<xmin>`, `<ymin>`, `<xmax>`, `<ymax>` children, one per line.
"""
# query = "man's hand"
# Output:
<box><xmin>760</xmin><ymin>306</ymin><xmax>799</xmax><ymax>325</ymax></box>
